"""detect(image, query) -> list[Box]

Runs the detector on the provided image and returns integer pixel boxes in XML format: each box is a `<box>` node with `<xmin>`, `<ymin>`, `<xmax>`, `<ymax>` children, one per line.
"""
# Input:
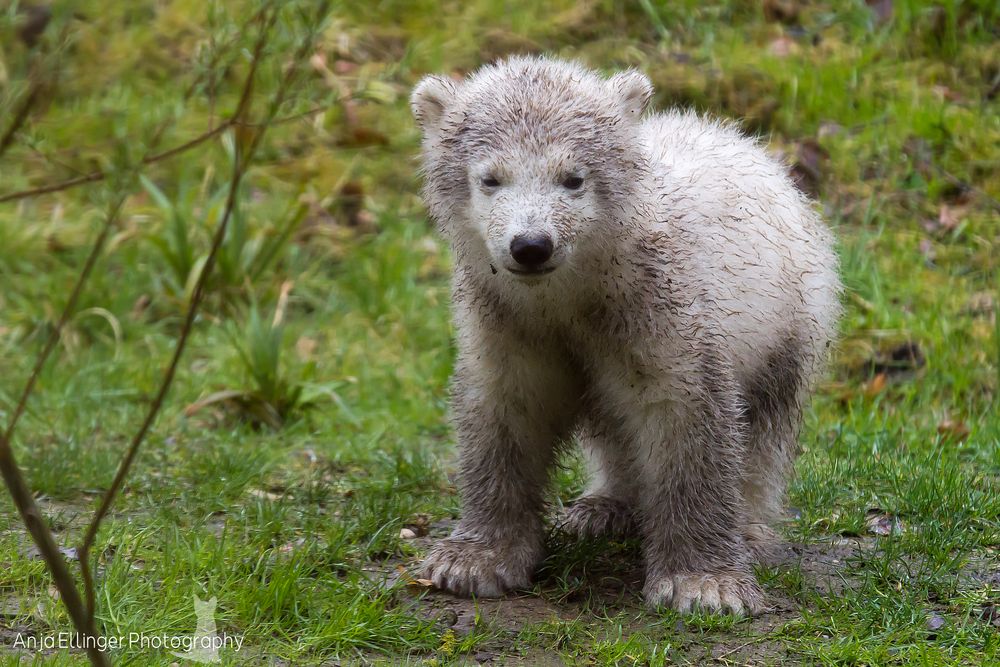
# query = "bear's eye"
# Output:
<box><xmin>561</xmin><ymin>175</ymin><xmax>584</xmax><ymax>190</ymax></box>
<box><xmin>480</xmin><ymin>175</ymin><xmax>501</xmax><ymax>188</ymax></box>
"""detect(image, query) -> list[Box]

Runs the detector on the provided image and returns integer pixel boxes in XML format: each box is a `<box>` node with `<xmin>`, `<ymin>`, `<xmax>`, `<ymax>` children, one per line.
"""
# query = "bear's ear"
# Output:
<box><xmin>608</xmin><ymin>70</ymin><xmax>653</xmax><ymax>118</ymax></box>
<box><xmin>411</xmin><ymin>75</ymin><xmax>459</xmax><ymax>131</ymax></box>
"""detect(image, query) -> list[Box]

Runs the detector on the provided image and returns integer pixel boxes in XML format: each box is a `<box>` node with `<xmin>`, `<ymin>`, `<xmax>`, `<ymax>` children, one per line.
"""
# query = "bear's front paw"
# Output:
<box><xmin>558</xmin><ymin>495</ymin><xmax>636</xmax><ymax>538</ymax></box>
<box><xmin>422</xmin><ymin>536</ymin><xmax>539</xmax><ymax>597</ymax></box>
<box><xmin>643</xmin><ymin>570</ymin><xmax>766</xmax><ymax>615</ymax></box>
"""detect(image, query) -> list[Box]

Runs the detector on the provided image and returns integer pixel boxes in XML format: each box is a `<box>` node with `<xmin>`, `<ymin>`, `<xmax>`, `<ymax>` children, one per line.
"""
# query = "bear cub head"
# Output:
<box><xmin>412</xmin><ymin>57</ymin><xmax>653</xmax><ymax>283</ymax></box>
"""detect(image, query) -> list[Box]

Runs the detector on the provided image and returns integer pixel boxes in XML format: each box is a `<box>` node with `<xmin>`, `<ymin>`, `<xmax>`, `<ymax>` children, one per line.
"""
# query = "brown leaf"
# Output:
<box><xmin>333</xmin><ymin>59</ymin><xmax>358</xmax><ymax>75</ymax></box>
<box><xmin>864</xmin><ymin>372</ymin><xmax>888</xmax><ymax>397</ymax></box>
<box><xmin>768</xmin><ymin>36</ymin><xmax>799</xmax><ymax>58</ymax></box>
<box><xmin>937</xmin><ymin>419</ymin><xmax>970</xmax><ymax>442</ymax></box>
<box><xmin>938</xmin><ymin>204</ymin><xmax>967</xmax><ymax>231</ymax></box>
<box><xmin>248</xmin><ymin>488</ymin><xmax>283</xmax><ymax>502</ymax></box>
<box><xmin>406</xmin><ymin>513</ymin><xmax>431</xmax><ymax>537</ymax></box>
<box><xmin>865</xmin><ymin>508</ymin><xmax>903</xmax><ymax>536</ymax></box>
<box><xmin>396</xmin><ymin>564</ymin><xmax>433</xmax><ymax>589</ymax></box>
<box><xmin>763</xmin><ymin>0</ymin><xmax>801</xmax><ymax>24</ymax></box>
<box><xmin>338</xmin><ymin>126</ymin><xmax>389</xmax><ymax>148</ymax></box>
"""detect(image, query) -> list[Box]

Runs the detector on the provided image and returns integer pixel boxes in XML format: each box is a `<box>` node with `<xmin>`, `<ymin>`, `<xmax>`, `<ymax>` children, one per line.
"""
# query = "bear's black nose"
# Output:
<box><xmin>510</xmin><ymin>234</ymin><xmax>553</xmax><ymax>268</ymax></box>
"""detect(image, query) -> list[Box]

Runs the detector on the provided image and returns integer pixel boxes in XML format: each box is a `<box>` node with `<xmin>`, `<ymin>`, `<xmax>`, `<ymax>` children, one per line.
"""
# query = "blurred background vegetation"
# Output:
<box><xmin>0</xmin><ymin>0</ymin><xmax>998</xmax><ymax>664</ymax></box>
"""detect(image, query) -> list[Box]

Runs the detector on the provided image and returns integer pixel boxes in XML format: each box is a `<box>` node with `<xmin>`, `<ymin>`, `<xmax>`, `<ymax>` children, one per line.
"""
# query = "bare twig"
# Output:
<box><xmin>0</xmin><ymin>4</ymin><xmax>268</xmax><ymax>205</ymax></box>
<box><xmin>0</xmin><ymin>196</ymin><xmax>126</xmax><ymax>667</ymax></box>
<box><xmin>76</xmin><ymin>0</ymin><xmax>333</xmax><ymax>620</ymax></box>
<box><xmin>0</xmin><ymin>84</ymin><xmax>40</xmax><ymax>159</ymax></box>
<box><xmin>0</xmin><ymin>4</ymin><xmax>330</xmax><ymax>663</ymax></box>
<box><xmin>0</xmin><ymin>8</ymin><xmax>283</xmax><ymax>666</ymax></box>
<box><xmin>0</xmin><ymin>108</ymin><xmax>333</xmax><ymax>205</ymax></box>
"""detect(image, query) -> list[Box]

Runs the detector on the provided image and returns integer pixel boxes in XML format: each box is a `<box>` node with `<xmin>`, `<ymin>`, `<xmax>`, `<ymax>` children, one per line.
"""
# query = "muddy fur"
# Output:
<box><xmin>411</xmin><ymin>56</ymin><xmax>841</xmax><ymax>614</ymax></box>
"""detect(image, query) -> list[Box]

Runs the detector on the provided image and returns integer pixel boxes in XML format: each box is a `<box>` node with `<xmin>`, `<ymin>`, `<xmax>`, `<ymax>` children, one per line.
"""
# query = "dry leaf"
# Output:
<box><xmin>938</xmin><ymin>204</ymin><xmax>967</xmax><ymax>231</ymax></box>
<box><xmin>248</xmin><ymin>488</ymin><xmax>283</xmax><ymax>501</ymax></box>
<box><xmin>937</xmin><ymin>419</ymin><xmax>970</xmax><ymax>441</ymax></box>
<box><xmin>864</xmin><ymin>372</ymin><xmax>887</xmax><ymax>396</ymax></box>
<box><xmin>768</xmin><ymin>36</ymin><xmax>799</xmax><ymax>58</ymax></box>
<box><xmin>865</xmin><ymin>508</ymin><xmax>903</xmax><ymax>536</ymax></box>
<box><xmin>763</xmin><ymin>0</ymin><xmax>801</xmax><ymax>24</ymax></box>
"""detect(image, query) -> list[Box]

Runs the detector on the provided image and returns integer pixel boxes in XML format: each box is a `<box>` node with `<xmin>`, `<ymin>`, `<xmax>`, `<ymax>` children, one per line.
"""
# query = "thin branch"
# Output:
<box><xmin>0</xmin><ymin>105</ymin><xmax>332</xmax><ymax>204</ymax></box>
<box><xmin>0</xmin><ymin>197</ymin><xmax>126</xmax><ymax>667</ymax></box>
<box><xmin>0</xmin><ymin>84</ymin><xmax>40</xmax><ymax>159</ymax></box>
<box><xmin>0</xmin><ymin>123</ymin><xmax>231</xmax><ymax>204</ymax></box>
<box><xmin>0</xmin><ymin>10</ymin><xmax>278</xmax><ymax>665</ymax></box>
<box><xmin>77</xmin><ymin>3</ymin><xmax>291</xmax><ymax>620</ymax></box>
<box><xmin>0</xmin><ymin>3</ymin><xmax>269</xmax><ymax>206</ymax></box>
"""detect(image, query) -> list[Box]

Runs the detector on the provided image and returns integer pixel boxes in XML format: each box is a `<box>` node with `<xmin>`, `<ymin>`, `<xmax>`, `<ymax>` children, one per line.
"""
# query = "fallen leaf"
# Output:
<box><xmin>406</xmin><ymin>513</ymin><xmax>431</xmax><ymax>537</ymax></box>
<box><xmin>338</xmin><ymin>126</ymin><xmax>389</xmax><ymax>148</ymax></box>
<box><xmin>248</xmin><ymin>488</ymin><xmax>283</xmax><ymax>502</ymax></box>
<box><xmin>938</xmin><ymin>204</ymin><xmax>967</xmax><ymax>231</ymax></box>
<box><xmin>865</xmin><ymin>508</ymin><xmax>903</xmax><ymax>536</ymax></box>
<box><xmin>768</xmin><ymin>36</ymin><xmax>799</xmax><ymax>58</ymax></box>
<box><xmin>864</xmin><ymin>372</ymin><xmax>888</xmax><ymax>397</ymax></box>
<box><xmin>937</xmin><ymin>419</ymin><xmax>970</xmax><ymax>441</ymax></box>
<box><xmin>333</xmin><ymin>59</ymin><xmax>358</xmax><ymax>75</ymax></box>
<box><xmin>278</xmin><ymin>538</ymin><xmax>305</xmax><ymax>554</ymax></box>
<box><xmin>763</xmin><ymin>0</ymin><xmax>801</xmax><ymax>24</ymax></box>
<box><xmin>396</xmin><ymin>564</ymin><xmax>433</xmax><ymax>589</ymax></box>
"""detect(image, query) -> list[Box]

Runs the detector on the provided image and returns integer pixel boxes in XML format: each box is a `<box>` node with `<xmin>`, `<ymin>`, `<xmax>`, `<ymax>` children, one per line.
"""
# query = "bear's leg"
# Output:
<box><xmin>740</xmin><ymin>338</ymin><xmax>808</xmax><ymax>561</ymax></box>
<box><xmin>559</xmin><ymin>419</ymin><xmax>638</xmax><ymax>538</ymax></box>
<box><xmin>634</xmin><ymin>362</ymin><xmax>766</xmax><ymax>615</ymax></box>
<box><xmin>422</xmin><ymin>341</ymin><xmax>579</xmax><ymax>598</ymax></box>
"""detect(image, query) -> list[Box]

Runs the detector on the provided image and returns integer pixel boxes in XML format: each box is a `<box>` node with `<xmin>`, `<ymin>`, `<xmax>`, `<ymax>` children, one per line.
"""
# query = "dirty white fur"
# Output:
<box><xmin>411</xmin><ymin>56</ymin><xmax>841</xmax><ymax>614</ymax></box>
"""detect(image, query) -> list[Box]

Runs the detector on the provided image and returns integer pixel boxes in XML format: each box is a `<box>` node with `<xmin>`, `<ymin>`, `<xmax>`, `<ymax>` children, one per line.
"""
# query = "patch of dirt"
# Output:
<box><xmin>368</xmin><ymin>520</ymin><xmax>874</xmax><ymax>665</ymax></box>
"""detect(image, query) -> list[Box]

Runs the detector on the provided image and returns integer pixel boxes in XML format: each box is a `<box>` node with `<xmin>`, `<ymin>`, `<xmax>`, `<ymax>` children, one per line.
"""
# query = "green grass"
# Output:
<box><xmin>1</xmin><ymin>0</ymin><xmax>999</xmax><ymax>664</ymax></box>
